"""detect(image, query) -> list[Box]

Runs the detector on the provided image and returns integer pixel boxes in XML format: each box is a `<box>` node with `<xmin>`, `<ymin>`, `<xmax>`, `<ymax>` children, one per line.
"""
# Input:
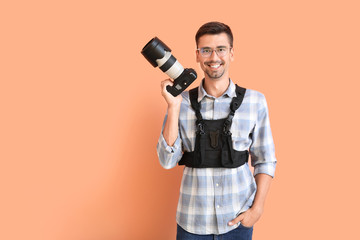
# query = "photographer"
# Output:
<box><xmin>157</xmin><ymin>21</ymin><xmax>277</xmax><ymax>240</ymax></box>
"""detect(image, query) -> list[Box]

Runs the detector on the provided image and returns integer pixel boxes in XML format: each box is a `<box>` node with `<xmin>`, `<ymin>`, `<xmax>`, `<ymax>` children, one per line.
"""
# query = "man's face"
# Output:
<box><xmin>196</xmin><ymin>33</ymin><xmax>234</xmax><ymax>80</ymax></box>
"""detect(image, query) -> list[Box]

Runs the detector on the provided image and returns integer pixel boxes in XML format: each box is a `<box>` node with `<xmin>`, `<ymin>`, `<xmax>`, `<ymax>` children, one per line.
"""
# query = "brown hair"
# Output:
<box><xmin>195</xmin><ymin>21</ymin><xmax>233</xmax><ymax>48</ymax></box>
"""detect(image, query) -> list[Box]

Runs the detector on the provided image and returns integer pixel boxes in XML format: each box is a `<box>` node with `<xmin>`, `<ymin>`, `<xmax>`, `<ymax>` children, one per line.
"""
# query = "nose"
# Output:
<box><xmin>209</xmin><ymin>49</ymin><xmax>220</xmax><ymax>61</ymax></box>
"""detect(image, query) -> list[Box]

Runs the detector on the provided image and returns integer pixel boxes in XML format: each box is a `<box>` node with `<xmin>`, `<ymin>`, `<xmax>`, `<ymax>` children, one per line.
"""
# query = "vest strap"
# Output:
<box><xmin>224</xmin><ymin>85</ymin><xmax>246</xmax><ymax>135</ymax></box>
<box><xmin>189</xmin><ymin>84</ymin><xmax>246</xmax><ymax>122</ymax></box>
<box><xmin>189</xmin><ymin>87</ymin><xmax>204</xmax><ymax>134</ymax></box>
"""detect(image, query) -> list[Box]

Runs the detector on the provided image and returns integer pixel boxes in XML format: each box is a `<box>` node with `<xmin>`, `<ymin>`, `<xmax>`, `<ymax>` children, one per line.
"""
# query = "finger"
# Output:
<box><xmin>162</xmin><ymin>81</ymin><xmax>175</xmax><ymax>95</ymax></box>
<box><xmin>162</xmin><ymin>78</ymin><xmax>173</xmax><ymax>84</ymax></box>
<box><xmin>228</xmin><ymin>213</ymin><xmax>244</xmax><ymax>226</ymax></box>
<box><xmin>161</xmin><ymin>79</ymin><xmax>173</xmax><ymax>89</ymax></box>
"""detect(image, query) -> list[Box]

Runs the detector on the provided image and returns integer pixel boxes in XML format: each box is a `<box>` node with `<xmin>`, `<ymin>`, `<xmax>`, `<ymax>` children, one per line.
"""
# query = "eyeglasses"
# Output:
<box><xmin>197</xmin><ymin>47</ymin><xmax>231</xmax><ymax>58</ymax></box>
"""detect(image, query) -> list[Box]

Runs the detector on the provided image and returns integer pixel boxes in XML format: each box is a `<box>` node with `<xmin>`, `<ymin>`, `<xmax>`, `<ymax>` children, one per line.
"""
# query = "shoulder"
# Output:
<box><xmin>178</xmin><ymin>88</ymin><xmax>197</xmax><ymax>120</ymax></box>
<box><xmin>179</xmin><ymin>88</ymin><xmax>194</xmax><ymax>112</ymax></box>
<box><xmin>244</xmin><ymin>88</ymin><xmax>266</xmax><ymax>102</ymax></box>
<box><xmin>180</xmin><ymin>86</ymin><xmax>199</xmax><ymax>105</ymax></box>
<box><xmin>241</xmin><ymin>88</ymin><xmax>269</xmax><ymax>114</ymax></box>
<box><xmin>180</xmin><ymin>89</ymin><xmax>191</xmax><ymax>104</ymax></box>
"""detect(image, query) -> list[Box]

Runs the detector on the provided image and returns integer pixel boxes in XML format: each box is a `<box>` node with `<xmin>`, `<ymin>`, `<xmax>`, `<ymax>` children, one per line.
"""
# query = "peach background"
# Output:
<box><xmin>1</xmin><ymin>0</ymin><xmax>359</xmax><ymax>239</ymax></box>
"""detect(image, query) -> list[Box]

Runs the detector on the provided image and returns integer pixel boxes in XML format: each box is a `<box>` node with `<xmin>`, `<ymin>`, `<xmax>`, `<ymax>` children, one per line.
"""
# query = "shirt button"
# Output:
<box><xmin>216</xmin><ymin>183</ymin><xmax>219</xmax><ymax>187</ymax></box>
<box><xmin>216</xmin><ymin>205</ymin><xmax>220</xmax><ymax>208</ymax></box>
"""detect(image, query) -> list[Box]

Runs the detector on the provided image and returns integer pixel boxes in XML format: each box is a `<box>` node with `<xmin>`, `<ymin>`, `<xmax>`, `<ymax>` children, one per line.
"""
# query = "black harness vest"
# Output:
<box><xmin>178</xmin><ymin>85</ymin><xmax>249</xmax><ymax>168</ymax></box>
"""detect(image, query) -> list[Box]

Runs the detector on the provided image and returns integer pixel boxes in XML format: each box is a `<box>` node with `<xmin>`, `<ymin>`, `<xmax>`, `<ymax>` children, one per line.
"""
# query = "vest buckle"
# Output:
<box><xmin>197</xmin><ymin>122</ymin><xmax>205</xmax><ymax>135</ymax></box>
<box><xmin>223</xmin><ymin>120</ymin><xmax>232</xmax><ymax>135</ymax></box>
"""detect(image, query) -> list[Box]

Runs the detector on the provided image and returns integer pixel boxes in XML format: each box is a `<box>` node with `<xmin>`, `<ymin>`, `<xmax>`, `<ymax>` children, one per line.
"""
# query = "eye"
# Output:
<box><xmin>201</xmin><ymin>48</ymin><xmax>211</xmax><ymax>53</ymax></box>
<box><xmin>218</xmin><ymin>47</ymin><xmax>227</xmax><ymax>52</ymax></box>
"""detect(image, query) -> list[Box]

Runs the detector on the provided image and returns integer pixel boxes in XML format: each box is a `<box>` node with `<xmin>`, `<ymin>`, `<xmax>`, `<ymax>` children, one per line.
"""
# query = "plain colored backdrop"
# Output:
<box><xmin>1</xmin><ymin>0</ymin><xmax>359</xmax><ymax>239</ymax></box>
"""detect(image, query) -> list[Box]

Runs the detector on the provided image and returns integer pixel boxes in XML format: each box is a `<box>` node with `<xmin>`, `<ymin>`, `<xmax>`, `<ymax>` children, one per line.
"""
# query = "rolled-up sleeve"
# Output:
<box><xmin>156</xmin><ymin>115</ymin><xmax>183</xmax><ymax>169</ymax></box>
<box><xmin>249</xmin><ymin>93</ymin><xmax>277</xmax><ymax>177</ymax></box>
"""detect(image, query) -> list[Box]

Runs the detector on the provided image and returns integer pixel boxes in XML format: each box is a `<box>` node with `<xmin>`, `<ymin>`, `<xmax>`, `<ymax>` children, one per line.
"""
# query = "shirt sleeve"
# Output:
<box><xmin>156</xmin><ymin>114</ymin><xmax>183</xmax><ymax>169</ymax></box>
<box><xmin>249</xmin><ymin>93</ymin><xmax>277</xmax><ymax>177</ymax></box>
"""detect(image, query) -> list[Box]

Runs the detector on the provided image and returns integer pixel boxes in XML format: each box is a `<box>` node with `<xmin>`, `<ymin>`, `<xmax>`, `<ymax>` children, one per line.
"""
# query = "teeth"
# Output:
<box><xmin>210</xmin><ymin>64</ymin><xmax>220</xmax><ymax>68</ymax></box>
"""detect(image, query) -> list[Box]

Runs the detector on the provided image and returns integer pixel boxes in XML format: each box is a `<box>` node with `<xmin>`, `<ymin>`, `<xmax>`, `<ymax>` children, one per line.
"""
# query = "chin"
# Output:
<box><xmin>206</xmin><ymin>71</ymin><xmax>225</xmax><ymax>79</ymax></box>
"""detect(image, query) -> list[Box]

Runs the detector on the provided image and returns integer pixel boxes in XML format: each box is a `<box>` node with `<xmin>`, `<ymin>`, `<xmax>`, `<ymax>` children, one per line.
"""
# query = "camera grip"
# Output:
<box><xmin>166</xmin><ymin>68</ymin><xmax>197</xmax><ymax>97</ymax></box>
<box><xmin>166</xmin><ymin>85</ymin><xmax>180</xmax><ymax>97</ymax></box>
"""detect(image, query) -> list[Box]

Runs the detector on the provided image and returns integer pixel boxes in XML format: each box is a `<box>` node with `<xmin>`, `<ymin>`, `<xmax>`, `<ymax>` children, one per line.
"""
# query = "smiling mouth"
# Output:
<box><xmin>206</xmin><ymin>62</ymin><xmax>223</xmax><ymax>69</ymax></box>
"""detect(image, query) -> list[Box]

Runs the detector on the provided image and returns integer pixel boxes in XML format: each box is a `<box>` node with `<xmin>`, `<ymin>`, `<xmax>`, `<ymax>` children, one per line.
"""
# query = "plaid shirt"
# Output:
<box><xmin>156</xmin><ymin>79</ymin><xmax>277</xmax><ymax>235</ymax></box>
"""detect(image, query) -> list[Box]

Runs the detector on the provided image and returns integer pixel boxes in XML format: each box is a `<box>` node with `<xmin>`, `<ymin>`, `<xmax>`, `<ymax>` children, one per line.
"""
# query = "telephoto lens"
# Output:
<box><xmin>141</xmin><ymin>37</ymin><xmax>197</xmax><ymax>96</ymax></box>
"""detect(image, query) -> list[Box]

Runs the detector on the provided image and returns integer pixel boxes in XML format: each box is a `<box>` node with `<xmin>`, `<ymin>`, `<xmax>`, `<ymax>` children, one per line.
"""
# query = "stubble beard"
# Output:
<box><xmin>204</xmin><ymin>61</ymin><xmax>225</xmax><ymax>79</ymax></box>
<box><xmin>205</xmin><ymin>69</ymin><xmax>225</xmax><ymax>79</ymax></box>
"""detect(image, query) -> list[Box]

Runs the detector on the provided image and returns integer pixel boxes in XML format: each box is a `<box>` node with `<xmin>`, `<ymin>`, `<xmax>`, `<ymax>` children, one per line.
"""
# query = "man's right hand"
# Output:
<box><xmin>161</xmin><ymin>79</ymin><xmax>182</xmax><ymax>147</ymax></box>
<box><xmin>161</xmin><ymin>79</ymin><xmax>183</xmax><ymax>109</ymax></box>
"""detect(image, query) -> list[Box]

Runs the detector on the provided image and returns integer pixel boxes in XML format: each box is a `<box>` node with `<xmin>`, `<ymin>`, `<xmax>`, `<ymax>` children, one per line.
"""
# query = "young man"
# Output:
<box><xmin>157</xmin><ymin>22</ymin><xmax>277</xmax><ymax>240</ymax></box>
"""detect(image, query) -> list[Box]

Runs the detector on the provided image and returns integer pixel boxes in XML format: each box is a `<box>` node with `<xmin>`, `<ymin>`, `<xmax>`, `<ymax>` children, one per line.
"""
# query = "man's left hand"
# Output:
<box><xmin>228</xmin><ymin>206</ymin><xmax>263</xmax><ymax>228</ymax></box>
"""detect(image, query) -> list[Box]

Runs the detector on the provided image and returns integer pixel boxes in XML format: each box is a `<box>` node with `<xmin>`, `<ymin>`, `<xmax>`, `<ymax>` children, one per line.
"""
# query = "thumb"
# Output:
<box><xmin>228</xmin><ymin>213</ymin><xmax>244</xmax><ymax>226</ymax></box>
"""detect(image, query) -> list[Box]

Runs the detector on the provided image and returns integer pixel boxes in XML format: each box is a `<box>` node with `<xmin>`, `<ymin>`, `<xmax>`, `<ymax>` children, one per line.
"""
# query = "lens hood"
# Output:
<box><xmin>141</xmin><ymin>37</ymin><xmax>172</xmax><ymax>67</ymax></box>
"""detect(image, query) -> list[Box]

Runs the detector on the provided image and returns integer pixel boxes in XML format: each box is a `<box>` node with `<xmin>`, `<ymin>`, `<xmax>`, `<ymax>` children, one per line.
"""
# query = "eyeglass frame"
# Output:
<box><xmin>196</xmin><ymin>46</ymin><xmax>232</xmax><ymax>58</ymax></box>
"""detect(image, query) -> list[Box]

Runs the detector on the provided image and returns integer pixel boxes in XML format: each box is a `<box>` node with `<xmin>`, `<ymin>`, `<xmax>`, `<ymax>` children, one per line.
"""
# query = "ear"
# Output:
<box><xmin>230</xmin><ymin>47</ymin><xmax>234</xmax><ymax>62</ymax></box>
<box><xmin>196</xmin><ymin>49</ymin><xmax>200</xmax><ymax>63</ymax></box>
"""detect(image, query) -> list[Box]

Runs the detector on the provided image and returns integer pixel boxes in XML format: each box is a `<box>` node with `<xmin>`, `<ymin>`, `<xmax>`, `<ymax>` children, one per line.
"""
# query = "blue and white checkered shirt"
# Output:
<box><xmin>157</xmin><ymin>79</ymin><xmax>277</xmax><ymax>235</ymax></box>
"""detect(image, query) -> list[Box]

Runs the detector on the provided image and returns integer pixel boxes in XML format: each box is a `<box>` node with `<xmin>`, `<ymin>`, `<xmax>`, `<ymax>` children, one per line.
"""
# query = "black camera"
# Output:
<box><xmin>141</xmin><ymin>37</ymin><xmax>197</xmax><ymax>96</ymax></box>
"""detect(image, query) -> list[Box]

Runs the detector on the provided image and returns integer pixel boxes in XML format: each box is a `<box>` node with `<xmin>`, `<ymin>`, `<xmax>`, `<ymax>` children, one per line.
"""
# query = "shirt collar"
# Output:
<box><xmin>198</xmin><ymin>78</ymin><xmax>237</xmax><ymax>102</ymax></box>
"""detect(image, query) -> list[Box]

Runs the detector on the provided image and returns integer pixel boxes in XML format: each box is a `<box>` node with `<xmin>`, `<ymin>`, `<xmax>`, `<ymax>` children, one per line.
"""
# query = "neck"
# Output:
<box><xmin>203</xmin><ymin>76</ymin><xmax>230</xmax><ymax>98</ymax></box>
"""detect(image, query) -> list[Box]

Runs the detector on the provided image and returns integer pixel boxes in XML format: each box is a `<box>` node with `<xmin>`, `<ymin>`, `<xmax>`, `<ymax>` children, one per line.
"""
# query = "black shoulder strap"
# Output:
<box><xmin>189</xmin><ymin>85</ymin><xmax>246</xmax><ymax>123</ymax></box>
<box><xmin>224</xmin><ymin>84</ymin><xmax>247</xmax><ymax>134</ymax></box>
<box><xmin>189</xmin><ymin>87</ymin><xmax>200</xmax><ymax>111</ymax></box>
<box><xmin>189</xmin><ymin>87</ymin><xmax>203</xmax><ymax>122</ymax></box>
<box><xmin>230</xmin><ymin>85</ymin><xmax>246</xmax><ymax>112</ymax></box>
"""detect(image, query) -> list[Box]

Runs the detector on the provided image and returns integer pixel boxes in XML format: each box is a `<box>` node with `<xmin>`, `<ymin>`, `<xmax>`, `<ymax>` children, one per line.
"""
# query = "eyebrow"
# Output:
<box><xmin>201</xmin><ymin>45</ymin><xmax>228</xmax><ymax>49</ymax></box>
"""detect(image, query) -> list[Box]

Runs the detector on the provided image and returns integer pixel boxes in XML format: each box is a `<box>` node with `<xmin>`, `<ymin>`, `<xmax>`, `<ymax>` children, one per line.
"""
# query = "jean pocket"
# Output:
<box><xmin>239</xmin><ymin>223</ymin><xmax>253</xmax><ymax>229</ymax></box>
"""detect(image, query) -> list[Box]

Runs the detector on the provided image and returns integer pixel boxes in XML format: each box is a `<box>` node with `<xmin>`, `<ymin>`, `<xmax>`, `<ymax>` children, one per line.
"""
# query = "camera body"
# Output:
<box><xmin>141</xmin><ymin>37</ymin><xmax>197</xmax><ymax>96</ymax></box>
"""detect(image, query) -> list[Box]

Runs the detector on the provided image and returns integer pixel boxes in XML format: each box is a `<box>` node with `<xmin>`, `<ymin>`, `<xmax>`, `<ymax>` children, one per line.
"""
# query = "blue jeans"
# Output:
<box><xmin>176</xmin><ymin>224</ymin><xmax>253</xmax><ymax>240</ymax></box>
